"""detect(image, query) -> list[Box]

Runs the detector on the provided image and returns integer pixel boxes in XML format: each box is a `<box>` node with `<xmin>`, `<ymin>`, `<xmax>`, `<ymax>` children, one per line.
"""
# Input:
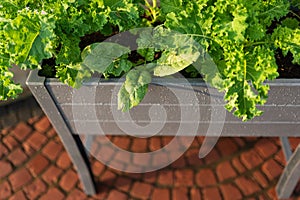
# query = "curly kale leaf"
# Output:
<box><xmin>272</xmin><ymin>27</ymin><xmax>300</xmax><ymax>64</ymax></box>
<box><xmin>163</xmin><ymin>0</ymin><xmax>291</xmax><ymax>120</ymax></box>
<box><xmin>56</xmin><ymin>64</ymin><xmax>91</xmax><ymax>88</ymax></box>
<box><xmin>0</xmin><ymin>66</ymin><xmax>22</xmax><ymax>100</ymax></box>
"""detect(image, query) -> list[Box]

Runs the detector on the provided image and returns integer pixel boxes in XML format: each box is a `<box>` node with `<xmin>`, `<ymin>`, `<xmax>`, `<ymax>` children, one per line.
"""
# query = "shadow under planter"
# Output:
<box><xmin>26</xmin><ymin>70</ymin><xmax>300</xmax><ymax>198</ymax></box>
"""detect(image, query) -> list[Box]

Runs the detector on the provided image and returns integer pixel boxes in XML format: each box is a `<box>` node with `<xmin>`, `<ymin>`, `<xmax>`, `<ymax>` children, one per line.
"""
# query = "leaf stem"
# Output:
<box><xmin>290</xmin><ymin>10</ymin><xmax>300</xmax><ymax>20</ymax></box>
<box><xmin>144</xmin><ymin>0</ymin><xmax>159</xmax><ymax>24</ymax></box>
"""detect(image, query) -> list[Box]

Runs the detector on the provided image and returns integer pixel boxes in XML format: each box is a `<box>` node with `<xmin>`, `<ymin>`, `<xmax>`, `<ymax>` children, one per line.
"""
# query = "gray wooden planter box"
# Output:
<box><xmin>26</xmin><ymin>70</ymin><xmax>300</xmax><ymax>198</ymax></box>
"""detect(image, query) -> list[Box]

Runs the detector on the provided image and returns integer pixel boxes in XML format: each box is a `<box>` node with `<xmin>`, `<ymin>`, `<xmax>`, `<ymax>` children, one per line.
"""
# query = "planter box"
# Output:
<box><xmin>27</xmin><ymin>71</ymin><xmax>300</xmax><ymax>137</ymax></box>
<box><xmin>26</xmin><ymin>70</ymin><xmax>300</xmax><ymax>197</ymax></box>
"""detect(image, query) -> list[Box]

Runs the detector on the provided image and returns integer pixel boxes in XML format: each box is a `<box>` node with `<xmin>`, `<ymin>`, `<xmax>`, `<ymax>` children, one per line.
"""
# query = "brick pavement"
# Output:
<box><xmin>1</xmin><ymin>97</ymin><xmax>300</xmax><ymax>199</ymax></box>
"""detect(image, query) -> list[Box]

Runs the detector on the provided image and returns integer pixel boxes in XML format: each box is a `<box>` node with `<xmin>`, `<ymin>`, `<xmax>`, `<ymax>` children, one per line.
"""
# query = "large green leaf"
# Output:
<box><xmin>82</xmin><ymin>42</ymin><xmax>131</xmax><ymax>73</ymax></box>
<box><xmin>154</xmin><ymin>49</ymin><xmax>200</xmax><ymax>76</ymax></box>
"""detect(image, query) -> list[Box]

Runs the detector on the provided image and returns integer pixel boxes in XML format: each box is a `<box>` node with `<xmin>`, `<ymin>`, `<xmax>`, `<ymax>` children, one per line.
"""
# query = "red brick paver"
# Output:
<box><xmin>220</xmin><ymin>184</ymin><xmax>242</xmax><ymax>200</ymax></box>
<box><xmin>0</xmin><ymin>181</ymin><xmax>11</xmax><ymax>199</ymax></box>
<box><xmin>1</xmin><ymin>113</ymin><xmax>300</xmax><ymax>200</ymax></box>
<box><xmin>172</xmin><ymin>187</ymin><xmax>189</xmax><ymax>200</ymax></box>
<box><xmin>152</xmin><ymin>188</ymin><xmax>170</xmax><ymax>200</ymax></box>
<box><xmin>7</xmin><ymin>148</ymin><xmax>28</xmax><ymax>166</ymax></box>
<box><xmin>196</xmin><ymin>169</ymin><xmax>217</xmax><ymax>187</ymax></box>
<box><xmin>203</xmin><ymin>187</ymin><xmax>222</xmax><ymax>200</ymax></box>
<box><xmin>12</xmin><ymin>122</ymin><xmax>32</xmax><ymax>141</ymax></box>
<box><xmin>59</xmin><ymin>170</ymin><xmax>79</xmax><ymax>192</ymax></box>
<box><xmin>0</xmin><ymin>161</ymin><xmax>12</xmax><ymax>178</ymax></box>
<box><xmin>131</xmin><ymin>182</ymin><xmax>153</xmax><ymax>199</ymax></box>
<box><xmin>26</xmin><ymin>154</ymin><xmax>49</xmax><ymax>176</ymax></box>
<box><xmin>24</xmin><ymin>179</ymin><xmax>47</xmax><ymax>199</ymax></box>
<box><xmin>9</xmin><ymin>168</ymin><xmax>32</xmax><ymax>191</ymax></box>
<box><xmin>39</xmin><ymin>188</ymin><xmax>65</xmax><ymax>200</ymax></box>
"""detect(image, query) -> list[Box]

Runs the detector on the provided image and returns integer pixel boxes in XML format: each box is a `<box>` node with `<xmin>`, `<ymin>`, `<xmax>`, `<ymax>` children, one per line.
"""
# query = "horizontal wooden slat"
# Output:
<box><xmin>65</xmin><ymin>120</ymin><xmax>300</xmax><ymax>136</ymax></box>
<box><xmin>45</xmin><ymin>77</ymin><xmax>300</xmax><ymax>136</ymax></box>
<box><xmin>57</xmin><ymin>104</ymin><xmax>300</xmax><ymax>122</ymax></box>
<box><xmin>46</xmin><ymin>78</ymin><xmax>300</xmax><ymax>105</ymax></box>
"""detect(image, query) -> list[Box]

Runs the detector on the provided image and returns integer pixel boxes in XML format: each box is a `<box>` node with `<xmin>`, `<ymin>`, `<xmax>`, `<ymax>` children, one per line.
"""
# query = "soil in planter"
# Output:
<box><xmin>276</xmin><ymin>50</ymin><xmax>300</xmax><ymax>78</ymax></box>
<box><xmin>271</xmin><ymin>6</ymin><xmax>300</xmax><ymax>78</ymax></box>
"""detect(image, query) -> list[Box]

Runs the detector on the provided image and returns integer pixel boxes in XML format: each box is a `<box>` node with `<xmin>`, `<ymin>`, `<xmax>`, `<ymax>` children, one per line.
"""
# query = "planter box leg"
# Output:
<box><xmin>276</xmin><ymin>142</ymin><xmax>300</xmax><ymax>199</ymax></box>
<box><xmin>26</xmin><ymin>71</ymin><xmax>96</xmax><ymax>195</ymax></box>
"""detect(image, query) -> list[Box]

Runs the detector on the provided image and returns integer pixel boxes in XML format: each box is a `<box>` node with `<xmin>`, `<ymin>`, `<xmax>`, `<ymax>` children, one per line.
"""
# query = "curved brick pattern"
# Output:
<box><xmin>1</xmin><ymin>107</ymin><xmax>300</xmax><ymax>200</ymax></box>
